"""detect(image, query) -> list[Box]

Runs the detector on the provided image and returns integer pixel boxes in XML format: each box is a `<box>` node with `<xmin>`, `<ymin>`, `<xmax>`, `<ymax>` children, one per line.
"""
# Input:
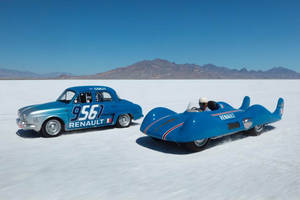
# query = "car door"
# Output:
<box><xmin>67</xmin><ymin>91</ymin><xmax>103</xmax><ymax>130</ymax></box>
<box><xmin>94</xmin><ymin>91</ymin><xmax>116</xmax><ymax>126</ymax></box>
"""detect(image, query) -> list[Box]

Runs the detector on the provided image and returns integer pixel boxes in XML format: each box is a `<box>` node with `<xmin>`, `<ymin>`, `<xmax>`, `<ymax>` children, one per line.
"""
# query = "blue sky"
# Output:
<box><xmin>0</xmin><ymin>0</ymin><xmax>299</xmax><ymax>74</ymax></box>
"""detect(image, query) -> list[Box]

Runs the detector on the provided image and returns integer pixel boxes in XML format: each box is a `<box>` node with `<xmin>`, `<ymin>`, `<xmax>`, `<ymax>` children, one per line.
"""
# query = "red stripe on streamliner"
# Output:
<box><xmin>143</xmin><ymin>115</ymin><xmax>171</xmax><ymax>134</ymax></box>
<box><xmin>162</xmin><ymin>122</ymin><xmax>184</xmax><ymax>140</ymax></box>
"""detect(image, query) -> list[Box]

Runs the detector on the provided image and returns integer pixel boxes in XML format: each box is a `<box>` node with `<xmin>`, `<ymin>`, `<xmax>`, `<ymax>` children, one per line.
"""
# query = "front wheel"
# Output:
<box><xmin>247</xmin><ymin>125</ymin><xmax>264</xmax><ymax>136</ymax></box>
<box><xmin>182</xmin><ymin>138</ymin><xmax>209</xmax><ymax>152</ymax></box>
<box><xmin>116</xmin><ymin>114</ymin><xmax>132</xmax><ymax>128</ymax></box>
<box><xmin>41</xmin><ymin>118</ymin><xmax>63</xmax><ymax>137</ymax></box>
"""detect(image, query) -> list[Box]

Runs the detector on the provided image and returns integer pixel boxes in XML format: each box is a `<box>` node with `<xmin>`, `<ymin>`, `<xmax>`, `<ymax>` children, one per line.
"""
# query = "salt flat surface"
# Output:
<box><xmin>0</xmin><ymin>80</ymin><xmax>299</xmax><ymax>200</ymax></box>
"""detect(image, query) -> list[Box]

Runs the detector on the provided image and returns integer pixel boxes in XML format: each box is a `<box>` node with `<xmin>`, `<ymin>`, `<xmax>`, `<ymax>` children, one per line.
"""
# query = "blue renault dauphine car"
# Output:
<box><xmin>17</xmin><ymin>86</ymin><xmax>143</xmax><ymax>137</ymax></box>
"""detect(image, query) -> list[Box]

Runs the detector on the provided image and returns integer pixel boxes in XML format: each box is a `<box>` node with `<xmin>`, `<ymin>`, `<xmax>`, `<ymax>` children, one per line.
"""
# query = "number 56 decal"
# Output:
<box><xmin>71</xmin><ymin>105</ymin><xmax>104</xmax><ymax>121</ymax></box>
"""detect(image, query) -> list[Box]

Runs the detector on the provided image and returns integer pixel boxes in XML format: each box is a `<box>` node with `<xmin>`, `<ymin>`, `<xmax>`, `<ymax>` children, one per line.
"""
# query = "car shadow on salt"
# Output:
<box><xmin>16</xmin><ymin>129</ymin><xmax>42</xmax><ymax>138</ymax></box>
<box><xmin>136</xmin><ymin>136</ymin><xmax>190</xmax><ymax>154</ymax></box>
<box><xmin>136</xmin><ymin>125</ymin><xmax>275</xmax><ymax>155</ymax></box>
<box><xmin>65</xmin><ymin>122</ymin><xmax>140</xmax><ymax>136</ymax></box>
<box><xmin>16</xmin><ymin>122</ymin><xmax>140</xmax><ymax>139</ymax></box>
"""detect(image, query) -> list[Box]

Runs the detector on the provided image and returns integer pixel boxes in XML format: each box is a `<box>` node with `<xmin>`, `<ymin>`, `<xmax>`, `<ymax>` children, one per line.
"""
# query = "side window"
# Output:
<box><xmin>95</xmin><ymin>91</ymin><xmax>112</xmax><ymax>102</ymax></box>
<box><xmin>86</xmin><ymin>92</ymin><xmax>92</xmax><ymax>103</ymax></box>
<box><xmin>95</xmin><ymin>92</ymin><xmax>103</xmax><ymax>102</ymax></box>
<box><xmin>74</xmin><ymin>92</ymin><xmax>92</xmax><ymax>104</ymax></box>
<box><xmin>103</xmin><ymin>92</ymin><xmax>112</xmax><ymax>101</ymax></box>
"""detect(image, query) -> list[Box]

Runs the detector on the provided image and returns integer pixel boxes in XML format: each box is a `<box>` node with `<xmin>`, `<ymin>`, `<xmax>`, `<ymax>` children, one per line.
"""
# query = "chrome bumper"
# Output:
<box><xmin>16</xmin><ymin>118</ymin><xmax>37</xmax><ymax>131</ymax></box>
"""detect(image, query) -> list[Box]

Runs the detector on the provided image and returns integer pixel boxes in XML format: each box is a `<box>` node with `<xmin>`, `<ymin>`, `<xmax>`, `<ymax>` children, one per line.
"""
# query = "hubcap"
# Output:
<box><xmin>194</xmin><ymin>139</ymin><xmax>208</xmax><ymax>147</ymax></box>
<box><xmin>119</xmin><ymin>114</ymin><xmax>130</xmax><ymax>127</ymax></box>
<box><xmin>45</xmin><ymin>119</ymin><xmax>61</xmax><ymax>136</ymax></box>
<box><xmin>255</xmin><ymin>125</ymin><xmax>264</xmax><ymax>133</ymax></box>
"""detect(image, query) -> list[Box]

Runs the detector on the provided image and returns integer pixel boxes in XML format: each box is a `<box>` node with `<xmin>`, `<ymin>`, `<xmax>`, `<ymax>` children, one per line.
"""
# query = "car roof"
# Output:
<box><xmin>66</xmin><ymin>86</ymin><xmax>116</xmax><ymax>93</ymax></box>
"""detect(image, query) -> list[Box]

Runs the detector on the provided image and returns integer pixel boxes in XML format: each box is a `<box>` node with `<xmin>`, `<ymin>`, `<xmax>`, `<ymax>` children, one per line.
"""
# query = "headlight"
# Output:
<box><xmin>242</xmin><ymin>118</ymin><xmax>252</xmax><ymax>129</ymax></box>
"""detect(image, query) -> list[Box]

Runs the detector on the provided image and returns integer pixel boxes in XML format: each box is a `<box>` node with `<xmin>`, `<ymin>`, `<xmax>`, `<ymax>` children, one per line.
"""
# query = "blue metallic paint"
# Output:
<box><xmin>140</xmin><ymin>96</ymin><xmax>284</xmax><ymax>143</ymax></box>
<box><xmin>17</xmin><ymin>86</ymin><xmax>143</xmax><ymax>133</ymax></box>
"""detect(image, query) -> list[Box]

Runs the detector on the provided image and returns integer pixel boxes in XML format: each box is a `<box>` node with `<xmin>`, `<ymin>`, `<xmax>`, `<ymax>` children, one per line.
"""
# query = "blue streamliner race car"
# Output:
<box><xmin>17</xmin><ymin>86</ymin><xmax>143</xmax><ymax>137</ymax></box>
<box><xmin>140</xmin><ymin>96</ymin><xmax>284</xmax><ymax>152</ymax></box>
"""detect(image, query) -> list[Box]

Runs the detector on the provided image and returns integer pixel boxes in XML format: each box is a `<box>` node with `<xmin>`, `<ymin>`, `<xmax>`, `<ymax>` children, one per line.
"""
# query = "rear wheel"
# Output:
<box><xmin>183</xmin><ymin>138</ymin><xmax>209</xmax><ymax>152</ymax></box>
<box><xmin>247</xmin><ymin>125</ymin><xmax>264</xmax><ymax>136</ymax></box>
<box><xmin>116</xmin><ymin>114</ymin><xmax>132</xmax><ymax>128</ymax></box>
<box><xmin>41</xmin><ymin>118</ymin><xmax>63</xmax><ymax>137</ymax></box>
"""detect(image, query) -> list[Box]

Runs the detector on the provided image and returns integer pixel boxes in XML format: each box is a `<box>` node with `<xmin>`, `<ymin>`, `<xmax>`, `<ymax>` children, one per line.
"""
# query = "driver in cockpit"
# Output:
<box><xmin>198</xmin><ymin>97</ymin><xmax>210</xmax><ymax>112</ymax></box>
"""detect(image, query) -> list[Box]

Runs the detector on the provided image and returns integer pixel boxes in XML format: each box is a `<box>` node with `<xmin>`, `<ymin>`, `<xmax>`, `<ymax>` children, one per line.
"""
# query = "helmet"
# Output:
<box><xmin>199</xmin><ymin>97</ymin><xmax>208</xmax><ymax>104</ymax></box>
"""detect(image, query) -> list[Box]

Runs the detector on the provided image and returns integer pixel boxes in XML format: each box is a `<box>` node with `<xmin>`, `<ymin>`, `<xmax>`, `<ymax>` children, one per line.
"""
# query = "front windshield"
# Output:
<box><xmin>186</xmin><ymin>101</ymin><xmax>199</xmax><ymax>112</ymax></box>
<box><xmin>186</xmin><ymin>100</ymin><xmax>220</xmax><ymax>112</ymax></box>
<box><xmin>57</xmin><ymin>90</ymin><xmax>75</xmax><ymax>103</ymax></box>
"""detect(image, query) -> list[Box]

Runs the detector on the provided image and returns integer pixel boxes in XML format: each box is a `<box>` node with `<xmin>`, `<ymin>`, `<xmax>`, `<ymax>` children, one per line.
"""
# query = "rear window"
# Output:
<box><xmin>95</xmin><ymin>91</ymin><xmax>112</xmax><ymax>102</ymax></box>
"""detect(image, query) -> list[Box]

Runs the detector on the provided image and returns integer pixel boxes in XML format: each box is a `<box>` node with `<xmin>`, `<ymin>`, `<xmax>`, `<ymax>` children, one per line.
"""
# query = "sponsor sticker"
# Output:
<box><xmin>107</xmin><ymin>118</ymin><xmax>111</xmax><ymax>123</ymax></box>
<box><xmin>68</xmin><ymin>104</ymin><xmax>112</xmax><ymax>129</ymax></box>
<box><xmin>219</xmin><ymin>113</ymin><xmax>235</xmax><ymax>120</ymax></box>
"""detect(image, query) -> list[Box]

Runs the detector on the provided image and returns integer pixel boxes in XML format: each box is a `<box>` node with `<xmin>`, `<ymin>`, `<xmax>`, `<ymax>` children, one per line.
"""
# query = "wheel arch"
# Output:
<box><xmin>42</xmin><ymin>116</ymin><xmax>65</xmax><ymax>131</ymax></box>
<box><xmin>127</xmin><ymin>113</ymin><xmax>133</xmax><ymax>119</ymax></box>
<box><xmin>115</xmin><ymin>113</ymin><xmax>132</xmax><ymax>128</ymax></box>
<box><xmin>116</xmin><ymin>112</ymin><xmax>132</xmax><ymax>120</ymax></box>
<box><xmin>114</xmin><ymin>112</ymin><xmax>132</xmax><ymax>122</ymax></box>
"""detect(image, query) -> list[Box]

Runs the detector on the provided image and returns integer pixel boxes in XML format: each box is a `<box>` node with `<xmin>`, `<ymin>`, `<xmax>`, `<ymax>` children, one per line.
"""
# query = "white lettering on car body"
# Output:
<box><xmin>219</xmin><ymin>113</ymin><xmax>235</xmax><ymax>120</ymax></box>
<box><xmin>94</xmin><ymin>88</ymin><xmax>106</xmax><ymax>91</ymax></box>
<box><xmin>68</xmin><ymin>118</ymin><xmax>110</xmax><ymax>129</ymax></box>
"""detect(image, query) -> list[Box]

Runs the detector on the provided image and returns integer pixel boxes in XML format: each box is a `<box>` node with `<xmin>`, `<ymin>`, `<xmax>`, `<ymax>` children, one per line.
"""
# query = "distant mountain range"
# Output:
<box><xmin>1</xmin><ymin>59</ymin><xmax>300</xmax><ymax>79</ymax></box>
<box><xmin>0</xmin><ymin>68</ymin><xmax>72</xmax><ymax>79</ymax></box>
<box><xmin>76</xmin><ymin>59</ymin><xmax>300</xmax><ymax>79</ymax></box>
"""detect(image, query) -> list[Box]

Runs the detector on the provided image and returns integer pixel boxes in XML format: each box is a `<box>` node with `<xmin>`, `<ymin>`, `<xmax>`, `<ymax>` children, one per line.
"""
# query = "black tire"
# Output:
<box><xmin>116</xmin><ymin>114</ymin><xmax>132</xmax><ymax>128</ymax></box>
<box><xmin>247</xmin><ymin>125</ymin><xmax>264</xmax><ymax>136</ymax></box>
<box><xmin>41</xmin><ymin>118</ymin><xmax>63</xmax><ymax>137</ymax></box>
<box><xmin>182</xmin><ymin>138</ymin><xmax>209</xmax><ymax>152</ymax></box>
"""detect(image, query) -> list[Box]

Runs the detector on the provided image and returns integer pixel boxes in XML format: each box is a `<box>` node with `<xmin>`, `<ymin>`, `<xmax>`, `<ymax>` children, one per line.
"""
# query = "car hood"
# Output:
<box><xmin>19</xmin><ymin>101</ymin><xmax>67</xmax><ymax>115</ymax></box>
